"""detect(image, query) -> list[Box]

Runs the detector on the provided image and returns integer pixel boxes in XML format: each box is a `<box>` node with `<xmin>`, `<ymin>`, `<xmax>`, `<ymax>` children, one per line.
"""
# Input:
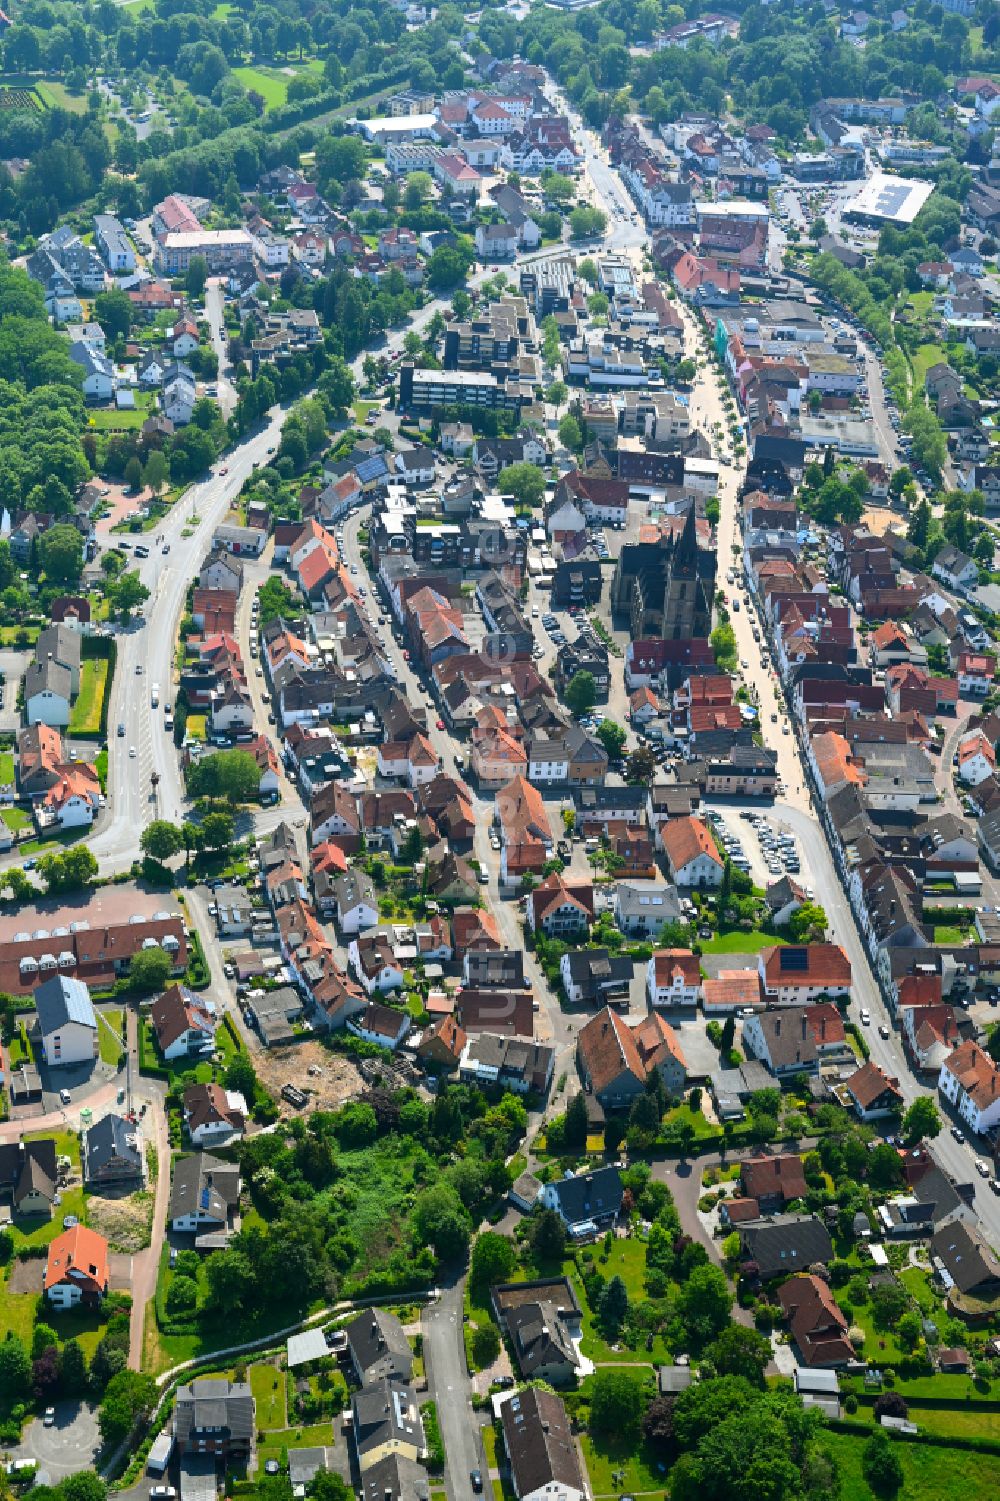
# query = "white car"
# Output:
<box><xmin>976</xmin><ymin>1158</ymin><xmax>990</xmax><ymax>1178</ymax></box>
<box><xmin>859</xmin><ymin>1010</ymin><xmax>871</xmax><ymax>1026</ymax></box>
<box><xmin>129</xmin><ymin>745</ymin><xmax>136</xmax><ymax>758</ymax></box>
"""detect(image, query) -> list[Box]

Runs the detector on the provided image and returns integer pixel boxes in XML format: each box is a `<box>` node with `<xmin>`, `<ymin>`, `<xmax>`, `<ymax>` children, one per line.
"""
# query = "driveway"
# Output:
<box><xmin>0</xmin><ymin>648</ymin><xmax>28</xmax><ymax>735</ymax></box>
<box><xmin>12</xmin><ymin>1400</ymin><xmax>101</xmax><ymax>1481</ymax></box>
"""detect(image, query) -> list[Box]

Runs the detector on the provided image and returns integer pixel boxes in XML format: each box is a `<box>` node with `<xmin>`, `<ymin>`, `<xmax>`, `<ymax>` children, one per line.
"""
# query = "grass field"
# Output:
<box><xmin>257</xmin><ymin>1422</ymin><xmax>334</xmax><ymax>1467</ymax></box>
<box><xmin>233</xmin><ymin>65</ymin><xmax>291</xmax><ymax>109</ymax></box>
<box><xmin>250</xmin><ymin>1359</ymin><xmax>287</xmax><ymax>1430</ymax></box>
<box><xmin>821</xmin><ymin>1430</ymin><xmax>1000</xmax><ymax>1501</ymax></box>
<box><xmin>932</xmin><ymin>924</ymin><xmax>969</xmax><ymax>944</ymax></box>
<box><xmin>35</xmin><ymin>79</ymin><xmax>88</xmax><ymax>114</ymax></box>
<box><xmin>68</xmin><ymin>658</ymin><xmax>109</xmax><ymax>736</ymax></box>
<box><xmin>0</xmin><ymin>752</ymin><xmax>14</xmax><ymax>783</ymax></box>
<box><xmin>700</xmin><ymin>929</ymin><xmax>785</xmax><ymax>953</ymax></box>
<box><xmin>1</xmin><ymin>806</ymin><xmax>30</xmax><ymax>832</ymax></box>
<box><xmin>580</xmin><ymin>1430</ymin><xmax>665</xmax><ymax>1497</ymax></box>
<box><xmin>97</xmin><ymin>1007</ymin><xmax>125</xmax><ymax>1066</ymax></box>
<box><xmin>912</xmin><ymin>343</ymin><xmax>947</xmax><ymax>390</ymax></box>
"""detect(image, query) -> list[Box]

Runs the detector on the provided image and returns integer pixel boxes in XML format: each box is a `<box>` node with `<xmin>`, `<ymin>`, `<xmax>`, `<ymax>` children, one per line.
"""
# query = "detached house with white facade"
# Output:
<box><xmin>938</xmin><ymin>1039</ymin><xmax>1000</xmax><ymax>1135</ymax></box>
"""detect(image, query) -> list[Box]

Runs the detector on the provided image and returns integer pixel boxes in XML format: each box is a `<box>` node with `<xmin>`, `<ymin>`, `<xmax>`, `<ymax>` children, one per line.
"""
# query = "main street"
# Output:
<box><xmin>576</xmin><ymin>129</ymin><xmax>1000</xmax><ymax>1245</ymax></box>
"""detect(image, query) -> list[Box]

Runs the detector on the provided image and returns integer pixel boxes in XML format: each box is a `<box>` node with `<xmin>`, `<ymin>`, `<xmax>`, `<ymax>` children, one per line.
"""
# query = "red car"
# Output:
<box><xmin>436</xmin><ymin>718</ymin><xmax>445</xmax><ymax>730</ymax></box>
<box><xmin>402</xmin><ymin>649</ymin><xmax>410</xmax><ymax>660</ymax></box>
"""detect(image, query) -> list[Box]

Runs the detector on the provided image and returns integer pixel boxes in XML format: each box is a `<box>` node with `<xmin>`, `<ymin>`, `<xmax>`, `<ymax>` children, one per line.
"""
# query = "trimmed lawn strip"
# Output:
<box><xmin>68</xmin><ymin>657</ymin><xmax>109</xmax><ymax>735</ymax></box>
<box><xmin>97</xmin><ymin>1007</ymin><xmax>125</xmax><ymax>1065</ymax></box>
<box><xmin>250</xmin><ymin>1359</ymin><xmax>287</xmax><ymax>1430</ymax></box>
<box><xmin>699</xmin><ymin>929</ymin><xmax>786</xmax><ymax>953</ymax></box>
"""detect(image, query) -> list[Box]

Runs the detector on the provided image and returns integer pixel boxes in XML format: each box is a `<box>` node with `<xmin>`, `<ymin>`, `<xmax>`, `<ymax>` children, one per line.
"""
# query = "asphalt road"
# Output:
<box><xmin>422</xmin><ymin>1274</ymin><xmax>486</xmax><ymax>1501</ymax></box>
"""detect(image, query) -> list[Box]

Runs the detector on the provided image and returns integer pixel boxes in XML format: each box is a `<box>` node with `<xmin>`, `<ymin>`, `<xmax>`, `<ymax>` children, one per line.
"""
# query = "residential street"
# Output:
<box><xmin>422</xmin><ymin>1275</ymin><xmax>486</xmax><ymax>1501</ymax></box>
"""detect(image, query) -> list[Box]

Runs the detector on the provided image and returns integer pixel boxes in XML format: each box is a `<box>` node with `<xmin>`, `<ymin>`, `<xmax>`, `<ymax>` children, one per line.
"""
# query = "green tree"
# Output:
<box><xmin>498</xmin><ymin>462</ymin><xmax>545</xmax><ymax>507</ymax></box>
<box><xmin>469</xmin><ymin>1232</ymin><xmax>516</xmax><ymax>1298</ymax></box>
<box><xmin>676</xmin><ymin>1263</ymin><xmax>732</xmax><ymax>1344</ymax></box>
<box><xmin>38</xmin><ymin>524</ymin><xmax>84</xmax><ymax>586</ymax></box>
<box><xmin>224</xmin><ymin>1052</ymin><xmax>258</xmax><ymax>1103</ymax></box>
<box><xmin>94</xmin><ymin>288</ymin><xmax>132</xmax><ymax>343</ymax></box>
<box><xmin>589</xmin><ymin>1368</ymin><xmax>645</xmax><ymax>1446</ymax></box>
<box><xmin>597</xmin><ymin>1274</ymin><xmax>629</xmax><ymax>1338</ymax></box>
<box><xmin>109</xmin><ymin>569</ymin><xmax>150</xmax><ymax>621</ymax></box>
<box><xmin>140</xmin><ymin>820</ymin><xmax>184</xmax><ymax>862</ymax></box>
<box><xmin>201</xmin><ymin>810</ymin><xmax>235</xmax><ymax>850</ymax></box>
<box><xmin>63</xmin><ymin>1473</ymin><xmax>108</xmax><ymax>1501</ymax></box>
<box><xmin>558</xmin><ymin>413</ymin><xmax>583</xmax><ymax>452</ymax></box>
<box><xmin>166</xmin><ymin>1274</ymin><xmax>199</xmax><ymax>1316</ymax></box>
<box><xmin>425</xmin><ymin>244</ymin><xmax>472</xmax><ymax>291</ymax></box>
<box><xmin>97</xmin><ymin>1368</ymin><xmax>157</xmax><ymax>1448</ymax></box>
<box><xmin>186</xmin><ymin>255</ymin><xmax>209</xmax><ymax>298</ymax></box>
<box><xmin>412</xmin><ymin>1182</ymin><xmax>471</xmax><ymax>1261</ymax></box>
<box><xmin>564</xmin><ymin>1089</ymin><xmax>589</xmax><ymax>1150</ymax></box>
<box><xmin>127</xmin><ymin>946</ymin><xmax>173</xmax><ymax>994</ymax></box>
<box><xmin>901</xmin><ymin>1095</ymin><xmax>941</xmax><ymax>1147</ymax></box>
<box><xmin>471</xmin><ymin>1322</ymin><xmax>501</xmax><ymax>1367</ymax></box>
<box><xmin>124</xmin><ymin>456</ymin><xmax>143</xmax><ymax>492</ymax></box>
<box><xmin>187</xmin><ymin>748</ymin><xmax>261</xmax><ymax>805</ymax></box>
<box><xmin>0</xmin><ymin>1332</ymin><xmax>30</xmax><ymax>1395</ymax></box>
<box><xmin>788</xmin><ymin>902</ymin><xmax>827</xmax><ymax>941</ymax></box>
<box><xmin>706</xmin><ymin>1324</ymin><xmax>771</xmax><ymax>1386</ymax></box>
<box><xmin>565</xmin><ymin>670</ymin><xmax>597</xmax><ymax>715</ymax></box>
<box><xmin>861</xmin><ymin>1431</ymin><xmax>903</xmax><ymax>1497</ymax></box>
<box><xmin>577</xmin><ymin>258</ymin><xmax>598</xmax><ymax>285</ymax></box>
<box><xmin>37</xmin><ymin>845</ymin><xmax>98</xmax><ymax>893</ymax></box>
<box><xmin>710</xmin><ymin>622</ymin><xmax>737</xmax><ymax>670</ymax></box>
<box><xmin>142</xmin><ymin>448</ymin><xmax>169</xmax><ymax>495</ymax></box>
<box><xmin>528</xmin><ymin>1208</ymin><xmax>566</xmax><ymax>1265</ymax></box>
<box><xmin>596</xmin><ymin>720</ymin><xmax>627</xmax><ymax>759</ymax></box>
<box><xmin>59</xmin><ymin>1337</ymin><xmax>88</xmax><ymax>1395</ymax></box>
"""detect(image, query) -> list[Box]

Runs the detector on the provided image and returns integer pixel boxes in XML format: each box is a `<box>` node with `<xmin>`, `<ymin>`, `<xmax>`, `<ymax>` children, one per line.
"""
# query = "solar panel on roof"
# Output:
<box><xmin>779</xmin><ymin>947</ymin><xmax>808</xmax><ymax>971</ymax></box>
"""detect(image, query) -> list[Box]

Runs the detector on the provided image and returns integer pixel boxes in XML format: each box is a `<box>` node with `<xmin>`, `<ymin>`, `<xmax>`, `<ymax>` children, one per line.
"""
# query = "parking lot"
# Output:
<box><xmin>708</xmin><ymin>807</ymin><xmax>810</xmax><ymax>894</ymax></box>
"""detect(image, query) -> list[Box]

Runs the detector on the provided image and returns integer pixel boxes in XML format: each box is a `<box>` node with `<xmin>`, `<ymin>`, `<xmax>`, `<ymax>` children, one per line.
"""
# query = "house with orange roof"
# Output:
<box><xmin>938</xmin><ymin>1039</ymin><xmax>1000</xmax><ymax>1134</ymax></box>
<box><xmin>45</xmin><ymin>1223</ymin><xmax>109</xmax><ymax>1308</ymax></box>
<box><xmin>843</xmin><ymin>1059</ymin><xmax>903</xmax><ymax>1121</ymax></box>
<box><xmin>958</xmin><ymin>729</ymin><xmax>996</xmax><ymax>786</ymax></box>
<box><xmin>869</xmin><ymin>620</ymin><xmax>927</xmax><ymax>670</ymax></box>
<box><xmin>809</xmin><ymin>730</ymin><xmax>869</xmax><ymax>801</ymax></box>
<box><xmin>17</xmin><ymin>723</ymin><xmax>66</xmax><ymax>799</ymax></box>
<box><xmin>496</xmin><ymin>774</ymin><xmax>552</xmax><ymax>885</ymax></box>
<box><xmin>451</xmin><ymin>906</ymin><xmax>501</xmax><ymax>959</ymax></box>
<box><xmin>192</xmin><ymin>587</ymin><xmax>237</xmax><ymax>636</ymax></box>
<box><xmin>296</xmin><ymin>542</ymin><xmax>341</xmax><ymax>601</ymax></box>
<box><xmin>628</xmin><ymin>685</ymin><xmax>660</xmax><ymax>724</ymax></box>
<box><xmin>660</xmin><ymin>816</ymin><xmax>724</xmax><ymax>887</ymax></box>
<box><xmin>646</xmin><ymin>949</ymin><xmax>702</xmax><ymax>1009</ymax></box>
<box><xmin>759</xmin><ymin>944</ymin><xmax>852</xmax><ymax>1004</ymax></box>
<box><xmin>702</xmin><ymin>969</ymin><xmax>763</xmax><ymax>1015</ymax></box>
<box><xmin>577</xmin><ymin>1007</ymin><xmax>686</xmax><ymax>1109</ymax></box>
<box><xmin>902</xmin><ymin>1001</ymin><xmax>961</xmax><ymax>1073</ymax></box>
<box><xmin>38</xmin><ymin>762</ymin><xmax>101</xmax><ymax>830</ymax></box>
<box><xmin>241</xmin><ymin>735</ymin><xmax>281</xmax><ymax>801</ymax></box>
<box><xmin>472</xmin><ymin>724</ymin><xmax>528</xmax><ymax>787</ymax></box>
<box><xmin>526</xmin><ymin>873</ymin><xmax>594</xmax><ymax>938</ymax></box>
<box><xmin>310</xmin><ymin>840</ymin><xmax>350</xmax><ymax>915</ymax></box>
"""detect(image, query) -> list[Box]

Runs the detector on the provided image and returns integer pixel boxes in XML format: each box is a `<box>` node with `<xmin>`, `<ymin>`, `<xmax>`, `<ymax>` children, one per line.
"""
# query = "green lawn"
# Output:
<box><xmin>2</xmin><ymin>806</ymin><xmax>31</xmax><ymax>832</ymax></box>
<box><xmin>580</xmin><ymin>1429</ymin><xmax>665</xmax><ymax>1498</ymax></box>
<box><xmin>256</xmin><ymin>1423</ymin><xmax>335</xmax><ymax>1468</ymax></box>
<box><xmin>96</xmin><ymin>1008</ymin><xmax>125</xmax><ymax>1066</ymax></box>
<box><xmin>821</xmin><ymin>1430</ymin><xmax>1000</xmax><ymax>1501</ymax></box>
<box><xmin>233</xmin><ymin>65</ymin><xmax>290</xmax><ymax>109</ymax></box>
<box><xmin>912</xmin><ymin>343</ymin><xmax>947</xmax><ymax>390</ymax></box>
<box><xmin>250</xmin><ymin>1359</ymin><xmax>287</xmax><ymax>1430</ymax></box>
<box><xmin>906</xmin><ymin>291</ymin><xmax>935</xmax><ymax>316</ymax></box>
<box><xmin>68</xmin><ymin>658</ymin><xmax>110</xmax><ymax>736</ymax></box>
<box><xmin>10</xmin><ymin>1186</ymin><xmax>87</xmax><ymax>1249</ymax></box>
<box><xmin>583</xmin><ymin>1237</ymin><xmax>650</xmax><ymax>1300</ymax></box>
<box><xmin>87</xmin><ymin>406</ymin><xmax>148</xmax><ymax>431</ymax></box>
<box><xmin>35</xmin><ymin>78</ymin><xmax>88</xmax><ymax>113</ymax></box>
<box><xmin>0</xmin><ymin>1275</ymin><xmax>36</xmax><ymax>1344</ymax></box>
<box><xmin>663</xmin><ymin>1100</ymin><xmax>718</xmax><ymax>1141</ymax></box>
<box><xmin>700</xmin><ymin>929</ymin><xmax>785</xmax><ymax>954</ymax></box>
<box><xmin>0</xmin><ymin>752</ymin><xmax>14</xmax><ymax>783</ymax></box>
<box><xmin>932</xmin><ymin>925</ymin><xmax>968</xmax><ymax>944</ymax></box>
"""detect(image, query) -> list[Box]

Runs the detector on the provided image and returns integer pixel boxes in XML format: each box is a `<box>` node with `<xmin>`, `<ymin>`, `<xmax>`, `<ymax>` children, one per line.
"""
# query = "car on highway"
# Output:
<box><xmin>135</xmin><ymin>663</ymin><xmax>143</xmax><ymax>674</ymax></box>
<box><xmin>118</xmin><ymin>722</ymin><xmax>126</xmax><ymax>736</ymax></box>
<box><xmin>129</xmin><ymin>745</ymin><xmax>136</xmax><ymax>758</ymax></box>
